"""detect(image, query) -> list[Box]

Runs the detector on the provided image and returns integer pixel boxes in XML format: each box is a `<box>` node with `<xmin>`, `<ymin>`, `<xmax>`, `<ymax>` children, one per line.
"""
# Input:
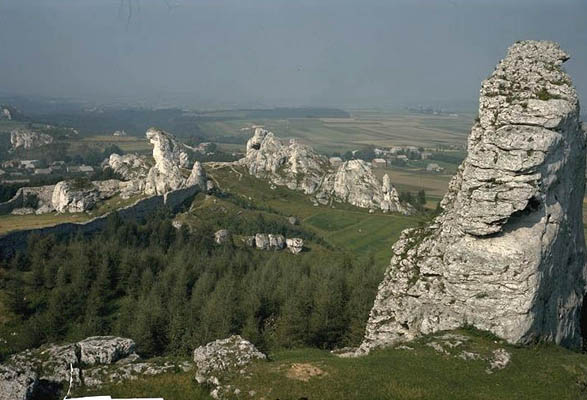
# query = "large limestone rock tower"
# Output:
<box><xmin>360</xmin><ymin>41</ymin><xmax>586</xmax><ymax>353</ymax></box>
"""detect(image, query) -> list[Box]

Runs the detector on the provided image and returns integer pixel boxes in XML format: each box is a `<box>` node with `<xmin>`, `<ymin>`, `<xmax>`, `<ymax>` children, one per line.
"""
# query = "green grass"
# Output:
<box><xmin>206</xmin><ymin>164</ymin><xmax>425</xmax><ymax>266</ymax></box>
<box><xmin>69</xmin><ymin>330</ymin><xmax>587</xmax><ymax>400</ymax></box>
<box><xmin>225</xmin><ymin>331</ymin><xmax>587</xmax><ymax>400</ymax></box>
<box><xmin>72</xmin><ymin>372</ymin><xmax>211</xmax><ymax>400</ymax></box>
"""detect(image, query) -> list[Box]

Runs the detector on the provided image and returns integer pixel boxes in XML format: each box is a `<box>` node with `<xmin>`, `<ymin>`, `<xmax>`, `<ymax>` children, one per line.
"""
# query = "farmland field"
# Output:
<box><xmin>199</xmin><ymin>111</ymin><xmax>474</xmax><ymax>154</ymax></box>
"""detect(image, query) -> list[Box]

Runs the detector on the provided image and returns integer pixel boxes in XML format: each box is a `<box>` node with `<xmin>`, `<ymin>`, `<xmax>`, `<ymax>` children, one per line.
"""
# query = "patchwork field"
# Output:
<box><xmin>200</xmin><ymin>111</ymin><xmax>474</xmax><ymax>154</ymax></box>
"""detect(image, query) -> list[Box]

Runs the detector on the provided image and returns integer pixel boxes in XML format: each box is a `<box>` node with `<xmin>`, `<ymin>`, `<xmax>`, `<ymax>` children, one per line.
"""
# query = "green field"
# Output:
<box><xmin>206</xmin><ymin>164</ymin><xmax>426</xmax><ymax>266</ymax></box>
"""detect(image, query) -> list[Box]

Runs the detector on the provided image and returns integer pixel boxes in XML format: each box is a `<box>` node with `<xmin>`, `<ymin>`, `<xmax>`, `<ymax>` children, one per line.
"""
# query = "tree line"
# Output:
<box><xmin>0</xmin><ymin>211</ymin><xmax>382</xmax><ymax>360</ymax></box>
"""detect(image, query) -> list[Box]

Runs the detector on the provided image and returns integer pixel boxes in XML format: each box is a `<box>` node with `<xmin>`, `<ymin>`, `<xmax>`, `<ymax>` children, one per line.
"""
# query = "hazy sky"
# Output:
<box><xmin>1</xmin><ymin>0</ymin><xmax>586</xmax><ymax>110</ymax></box>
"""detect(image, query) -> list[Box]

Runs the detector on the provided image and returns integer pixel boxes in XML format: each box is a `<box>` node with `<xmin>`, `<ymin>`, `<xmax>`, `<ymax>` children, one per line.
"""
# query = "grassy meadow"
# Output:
<box><xmin>74</xmin><ymin>329</ymin><xmax>587</xmax><ymax>400</ymax></box>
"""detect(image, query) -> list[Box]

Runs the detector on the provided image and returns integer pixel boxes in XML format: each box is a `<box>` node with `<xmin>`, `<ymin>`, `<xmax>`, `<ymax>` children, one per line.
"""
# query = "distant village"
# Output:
<box><xmin>329</xmin><ymin>145</ymin><xmax>447</xmax><ymax>173</ymax></box>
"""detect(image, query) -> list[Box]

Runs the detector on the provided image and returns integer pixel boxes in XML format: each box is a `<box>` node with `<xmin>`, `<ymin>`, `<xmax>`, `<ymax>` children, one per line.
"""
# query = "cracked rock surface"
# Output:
<box><xmin>359</xmin><ymin>41</ymin><xmax>586</xmax><ymax>354</ymax></box>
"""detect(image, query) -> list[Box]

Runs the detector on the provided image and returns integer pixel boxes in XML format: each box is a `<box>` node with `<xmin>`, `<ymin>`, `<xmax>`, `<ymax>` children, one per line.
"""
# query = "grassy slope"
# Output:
<box><xmin>75</xmin><ymin>330</ymin><xmax>587</xmax><ymax>400</ymax></box>
<box><xmin>206</xmin><ymin>164</ymin><xmax>424</xmax><ymax>266</ymax></box>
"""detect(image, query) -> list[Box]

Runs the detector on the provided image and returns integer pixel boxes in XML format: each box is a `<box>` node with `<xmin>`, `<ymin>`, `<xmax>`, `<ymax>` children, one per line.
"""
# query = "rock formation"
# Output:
<box><xmin>214</xmin><ymin>229</ymin><xmax>231</xmax><ymax>244</ymax></box>
<box><xmin>0</xmin><ymin>336</ymin><xmax>140</xmax><ymax>400</ymax></box>
<box><xmin>359</xmin><ymin>41</ymin><xmax>586</xmax><ymax>354</ymax></box>
<box><xmin>240</xmin><ymin>127</ymin><xmax>413</xmax><ymax>214</ymax></box>
<box><xmin>286</xmin><ymin>238</ymin><xmax>304</xmax><ymax>254</ymax></box>
<box><xmin>10</xmin><ymin>128</ymin><xmax>53</xmax><ymax>151</ymax></box>
<box><xmin>103</xmin><ymin>153</ymin><xmax>152</xmax><ymax>182</ymax></box>
<box><xmin>193</xmin><ymin>335</ymin><xmax>266</xmax><ymax>399</ymax></box>
<box><xmin>52</xmin><ymin>181</ymin><xmax>99</xmax><ymax>213</ymax></box>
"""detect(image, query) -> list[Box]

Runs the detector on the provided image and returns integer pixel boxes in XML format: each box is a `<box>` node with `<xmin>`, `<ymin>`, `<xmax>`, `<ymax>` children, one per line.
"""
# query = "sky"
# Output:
<box><xmin>1</xmin><ymin>0</ymin><xmax>586</xmax><ymax>110</ymax></box>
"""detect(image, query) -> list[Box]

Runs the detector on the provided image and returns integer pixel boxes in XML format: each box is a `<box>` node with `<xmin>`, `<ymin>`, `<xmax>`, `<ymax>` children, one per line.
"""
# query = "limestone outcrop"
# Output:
<box><xmin>101</xmin><ymin>128</ymin><xmax>209</xmax><ymax>198</ymax></box>
<box><xmin>193</xmin><ymin>335</ymin><xmax>266</xmax><ymax>399</ymax></box>
<box><xmin>240</xmin><ymin>128</ymin><xmax>413</xmax><ymax>214</ymax></box>
<box><xmin>286</xmin><ymin>238</ymin><xmax>304</xmax><ymax>254</ymax></box>
<box><xmin>103</xmin><ymin>153</ymin><xmax>151</xmax><ymax>182</ymax></box>
<box><xmin>52</xmin><ymin>181</ymin><xmax>99</xmax><ymax>213</ymax></box>
<box><xmin>214</xmin><ymin>229</ymin><xmax>231</xmax><ymax>244</ymax></box>
<box><xmin>0</xmin><ymin>336</ymin><xmax>140</xmax><ymax>400</ymax></box>
<box><xmin>10</xmin><ymin>128</ymin><xmax>53</xmax><ymax>151</ymax></box>
<box><xmin>359</xmin><ymin>41</ymin><xmax>586</xmax><ymax>354</ymax></box>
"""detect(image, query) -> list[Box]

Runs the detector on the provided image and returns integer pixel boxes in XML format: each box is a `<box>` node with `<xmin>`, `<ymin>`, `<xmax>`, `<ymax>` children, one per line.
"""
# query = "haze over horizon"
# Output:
<box><xmin>1</xmin><ymin>0</ymin><xmax>586</xmax><ymax>111</ymax></box>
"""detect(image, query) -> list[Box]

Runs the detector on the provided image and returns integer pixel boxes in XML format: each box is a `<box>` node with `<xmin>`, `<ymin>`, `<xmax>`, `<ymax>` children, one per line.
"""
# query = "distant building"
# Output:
<box><xmin>426</xmin><ymin>163</ymin><xmax>443</xmax><ymax>172</ymax></box>
<box><xmin>371</xmin><ymin>158</ymin><xmax>387</xmax><ymax>168</ymax></box>
<box><xmin>421</xmin><ymin>152</ymin><xmax>432</xmax><ymax>160</ymax></box>
<box><xmin>67</xmin><ymin>165</ymin><xmax>95</xmax><ymax>173</ymax></box>
<box><xmin>34</xmin><ymin>168</ymin><xmax>52</xmax><ymax>175</ymax></box>
<box><xmin>112</xmin><ymin>130</ymin><xmax>127</xmax><ymax>136</ymax></box>
<box><xmin>396</xmin><ymin>155</ymin><xmax>409</xmax><ymax>162</ymax></box>
<box><xmin>21</xmin><ymin>160</ymin><xmax>41</xmax><ymax>169</ymax></box>
<box><xmin>329</xmin><ymin>156</ymin><xmax>343</xmax><ymax>167</ymax></box>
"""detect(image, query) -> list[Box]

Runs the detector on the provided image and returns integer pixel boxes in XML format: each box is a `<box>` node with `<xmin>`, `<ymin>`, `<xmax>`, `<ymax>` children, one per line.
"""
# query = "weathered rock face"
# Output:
<box><xmin>0</xmin><ymin>365</ymin><xmax>36</xmax><ymax>400</ymax></box>
<box><xmin>78</xmin><ymin>336</ymin><xmax>135</xmax><ymax>366</ymax></box>
<box><xmin>193</xmin><ymin>335</ymin><xmax>266</xmax><ymax>398</ymax></box>
<box><xmin>214</xmin><ymin>229</ymin><xmax>231</xmax><ymax>244</ymax></box>
<box><xmin>250</xmin><ymin>233</ymin><xmax>286</xmax><ymax>250</ymax></box>
<box><xmin>52</xmin><ymin>181</ymin><xmax>99</xmax><ymax>213</ymax></box>
<box><xmin>360</xmin><ymin>41</ymin><xmax>586</xmax><ymax>354</ymax></box>
<box><xmin>286</xmin><ymin>238</ymin><xmax>304</xmax><ymax>254</ymax></box>
<box><xmin>103</xmin><ymin>153</ymin><xmax>151</xmax><ymax>182</ymax></box>
<box><xmin>240</xmin><ymin>128</ymin><xmax>412</xmax><ymax>214</ymax></box>
<box><xmin>103</xmin><ymin>128</ymin><xmax>208</xmax><ymax>198</ymax></box>
<box><xmin>0</xmin><ymin>336</ymin><xmax>140</xmax><ymax>400</ymax></box>
<box><xmin>10</xmin><ymin>129</ymin><xmax>53</xmax><ymax>151</ymax></box>
<box><xmin>186</xmin><ymin>161</ymin><xmax>207</xmax><ymax>189</ymax></box>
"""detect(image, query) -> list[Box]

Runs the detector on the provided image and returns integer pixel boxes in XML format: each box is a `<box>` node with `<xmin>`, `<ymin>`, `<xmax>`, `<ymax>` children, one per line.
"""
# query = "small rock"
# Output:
<box><xmin>214</xmin><ymin>229</ymin><xmax>231</xmax><ymax>245</ymax></box>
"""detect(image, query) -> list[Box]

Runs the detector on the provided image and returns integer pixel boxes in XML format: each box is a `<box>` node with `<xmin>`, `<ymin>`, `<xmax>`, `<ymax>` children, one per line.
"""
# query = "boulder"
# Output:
<box><xmin>0</xmin><ymin>365</ymin><xmax>37</xmax><ymax>400</ymax></box>
<box><xmin>78</xmin><ymin>336</ymin><xmax>136</xmax><ymax>366</ymax></box>
<box><xmin>268</xmin><ymin>234</ymin><xmax>286</xmax><ymax>250</ymax></box>
<box><xmin>0</xmin><ymin>336</ymin><xmax>140</xmax><ymax>399</ymax></box>
<box><xmin>286</xmin><ymin>238</ymin><xmax>304</xmax><ymax>254</ymax></box>
<box><xmin>214</xmin><ymin>229</ymin><xmax>231</xmax><ymax>245</ymax></box>
<box><xmin>51</xmin><ymin>181</ymin><xmax>99</xmax><ymax>213</ymax></box>
<box><xmin>103</xmin><ymin>153</ymin><xmax>151</xmax><ymax>182</ymax></box>
<box><xmin>359</xmin><ymin>41</ymin><xmax>586</xmax><ymax>354</ymax></box>
<box><xmin>288</xmin><ymin>216</ymin><xmax>299</xmax><ymax>225</ymax></box>
<box><xmin>254</xmin><ymin>233</ymin><xmax>270</xmax><ymax>250</ymax></box>
<box><xmin>193</xmin><ymin>335</ymin><xmax>266</xmax><ymax>384</ymax></box>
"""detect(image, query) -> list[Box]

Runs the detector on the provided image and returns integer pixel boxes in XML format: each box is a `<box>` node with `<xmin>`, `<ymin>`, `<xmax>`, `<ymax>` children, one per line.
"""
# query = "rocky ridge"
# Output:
<box><xmin>240</xmin><ymin>128</ymin><xmax>413</xmax><ymax>214</ymax></box>
<box><xmin>0</xmin><ymin>336</ymin><xmax>143</xmax><ymax>400</ymax></box>
<box><xmin>358</xmin><ymin>41</ymin><xmax>586</xmax><ymax>354</ymax></box>
<box><xmin>10</xmin><ymin>128</ymin><xmax>53</xmax><ymax>151</ymax></box>
<box><xmin>1</xmin><ymin>128</ymin><xmax>209</xmax><ymax>216</ymax></box>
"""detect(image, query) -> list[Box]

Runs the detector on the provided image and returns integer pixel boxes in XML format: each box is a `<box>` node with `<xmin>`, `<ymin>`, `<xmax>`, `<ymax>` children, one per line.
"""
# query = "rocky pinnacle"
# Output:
<box><xmin>359</xmin><ymin>41</ymin><xmax>586</xmax><ymax>353</ymax></box>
